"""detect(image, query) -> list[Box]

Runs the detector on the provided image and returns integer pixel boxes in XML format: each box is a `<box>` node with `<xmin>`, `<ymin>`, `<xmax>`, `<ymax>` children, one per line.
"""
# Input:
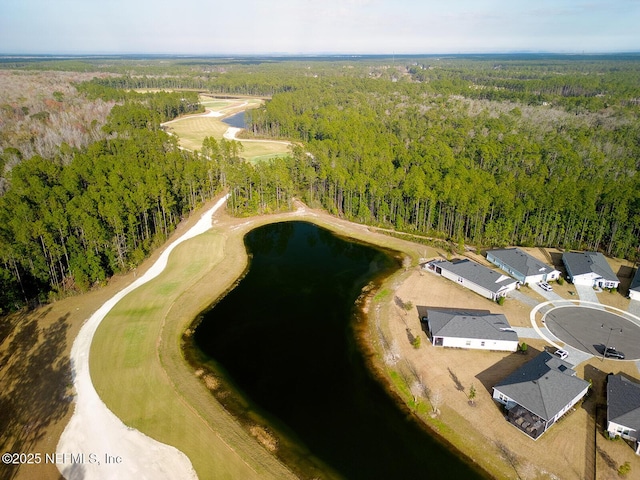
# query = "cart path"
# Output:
<box><xmin>56</xmin><ymin>195</ymin><xmax>229</xmax><ymax>480</ymax></box>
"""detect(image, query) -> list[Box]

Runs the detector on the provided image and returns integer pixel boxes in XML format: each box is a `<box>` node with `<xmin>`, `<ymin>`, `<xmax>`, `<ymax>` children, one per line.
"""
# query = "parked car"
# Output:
<box><xmin>604</xmin><ymin>347</ymin><xmax>625</xmax><ymax>359</ymax></box>
<box><xmin>553</xmin><ymin>348</ymin><xmax>569</xmax><ymax>360</ymax></box>
<box><xmin>538</xmin><ymin>282</ymin><xmax>553</xmax><ymax>292</ymax></box>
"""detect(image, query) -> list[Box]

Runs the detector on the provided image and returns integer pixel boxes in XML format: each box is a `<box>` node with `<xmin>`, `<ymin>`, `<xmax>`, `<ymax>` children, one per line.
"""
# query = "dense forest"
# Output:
<box><xmin>247</xmin><ymin>77</ymin><xmax>640</xmax><ymax>259</ymax></box>
<box><xmin>0</xmin><ymin>82</ymin><xmax>230</xmax><ymax>310</ymax></box>
<box><xmin>1</xmin><ymin>55</ymin><xmax>639</xmax><ymax>311</ymax></box>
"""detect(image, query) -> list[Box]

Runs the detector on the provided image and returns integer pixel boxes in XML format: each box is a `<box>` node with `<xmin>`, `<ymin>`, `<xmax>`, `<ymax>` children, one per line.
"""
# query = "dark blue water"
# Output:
<box><xmin>193</xmin><ymin>221</ymin><xmax>488</xmax><ymax>480</ymax></box>
<box><xmin>222</xmin><ymin>111</ymin><xmax>246</xmax><ymax>128</ymax></box>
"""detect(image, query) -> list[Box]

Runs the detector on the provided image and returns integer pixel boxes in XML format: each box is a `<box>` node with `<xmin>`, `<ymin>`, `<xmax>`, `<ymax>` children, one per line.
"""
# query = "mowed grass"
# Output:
<box><xmin>165</xmin><ymin>96</ymin><xmax>290</xmax><ymax>162</ymax></box>
<box><xmin>167</xmin><ymin>116</ymin><xmax>229</xmax><ymax>151</ymax></box>
<box><xmin>90</xmin><ymin>228</ymin><xmax>296</xmax><ymax>480</ymax></box>
<box><xmin>240</xmin><ymin>141</ymin><xmax>291</xmax><ymax>164</ymax></box>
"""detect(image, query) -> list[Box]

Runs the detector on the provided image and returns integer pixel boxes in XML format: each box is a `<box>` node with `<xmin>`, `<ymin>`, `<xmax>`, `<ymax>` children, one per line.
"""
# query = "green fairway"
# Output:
<box><xmin>240</xmin><ymin>141</ymin><xmax>291</xmax><ymax>164</ymax></box>
<box><xmin>90</xmin><ymin>228</ymin><xmax>297</xmax><ymax>480</ymax></box>
<box><xmin>166</xmin><ymin>116</ymin><xmax>229</xmax><ymax>151</ymax></box>
<box><xmin>165</xmin><ymin>96</ymin><xmax>290</xmax><ymax>161</ymax></box>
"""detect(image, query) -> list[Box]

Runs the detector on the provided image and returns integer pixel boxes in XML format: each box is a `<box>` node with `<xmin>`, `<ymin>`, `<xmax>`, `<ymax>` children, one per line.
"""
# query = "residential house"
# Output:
<box><xmin>629</xmin><ymin>267</ymin><xmax>640</xmax><ymax>301</ymax></box>
<box><xmin>562</xmin><ymin>251</ymin><xmax>620</xmax><ymax>289</ymax></box>
<box><xmin>423</xmin><ymin>308</ymin><xmax>518</xmax><ymax>352</ymax></box>
<box><xmin>487</xmin><ymin>248</ymin><xmax>560</xmax><ymax>285</ymax></box>
<box><xmin>606</xmin><ymin>374</ymin><xmax>640</xmax><ymax>454</ymax></box>
<box><xmin>493</xmin><ymin>351</ymin><xmax>590</xmax><ymax>439</ymax></box>
<box><xmin>425</xmin><ymin>258</ymin><xmax>518</xmax><ymax>301</ymax></box>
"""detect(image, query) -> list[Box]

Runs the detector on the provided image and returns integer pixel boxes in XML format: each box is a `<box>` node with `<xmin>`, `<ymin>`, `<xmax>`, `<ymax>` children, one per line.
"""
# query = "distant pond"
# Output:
<box><xmin>222</xmin><ymin>111</ymin><xmax>246</xmax><ymax>128</ymax></box>
<box><xmin>191</xmin><ymin>221</ymin><xmax>487</xmax><ymax>480</ymax></box>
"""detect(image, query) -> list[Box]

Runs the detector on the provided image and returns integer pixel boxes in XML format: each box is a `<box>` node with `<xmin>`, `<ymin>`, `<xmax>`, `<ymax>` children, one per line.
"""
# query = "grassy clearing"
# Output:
<box><xmin>166</xmin><ymin>116</ymin><xmax>228</xmax><ymax>151</ymax></box>
<box><xmin>241</xmin><ymin>142</ymin><xmax>291</xmax><ymax>163</ymax></box>
<box><xmin>165</xmin><ymin>96</ymin><xmax>290</xmax><ymax>161</ymax></box>
<box><xmin>90</xmin><ymin>228</ymin><xmax>296</xmax><ymax>479</ymax></box>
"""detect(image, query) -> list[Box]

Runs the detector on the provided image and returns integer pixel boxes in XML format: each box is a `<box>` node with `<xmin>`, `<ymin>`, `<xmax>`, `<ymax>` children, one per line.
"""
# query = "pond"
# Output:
<box><xmin>222</xmin><ymin>111</ymin><xmax>246</xmax><ymax>129</ymax></box>
<box><xmin>191</xmin><ymin>221</ymin><xmax>488</xmax><ymax>480</ymax></box>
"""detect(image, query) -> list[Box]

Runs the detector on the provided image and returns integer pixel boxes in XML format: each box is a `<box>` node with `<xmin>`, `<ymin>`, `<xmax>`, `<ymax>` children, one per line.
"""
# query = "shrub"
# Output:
<box><xmin>412</xmin><ymin>336</ymin><xmax>421</xmax><ymax>349</ymax></box>
<box><xmin>618</xmin><ymin>461</ymin><xmax>631</xmax><ymax>477</ymax></box>
<box><xmin>496</xmin><ymin>296</ymin><xmax>505</xmax><ymax>306</ymax></box>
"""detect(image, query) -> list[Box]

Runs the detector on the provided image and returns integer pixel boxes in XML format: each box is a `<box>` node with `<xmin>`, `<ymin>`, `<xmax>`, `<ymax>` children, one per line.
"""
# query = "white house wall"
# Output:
<box><xmin>571</xmin><ymin>273</ymin><xmax>619</xmax><ymax>288</ymax></box>
<box><xmin>526</xmin><ymin>274</ymin><xmax>545</xmax><ymax>285</ymax></box>
<box><xmin>438</xmin><ymin>336</ymin><xmax>518</xmax><ymax>352</ymax></box>
<box><xmin>492</xmin><ymin>388</ymin><xmax>515</xmax><ymax>408</ymax></box>
<box><xmin>545</xmin><ymin>270</ymin><xmax>561</xmax><ymax>282</ymax></box>
<box><xmin>607</xmin><ymin>420</ymin><xmax>639</xmax><ymax>444</ymax></box>
<box><xmin>630</xmin><ymin>290</ymin><xmax>640</xmax><ymax>301</ymax></box>
<box><xmin>570</xmin><ymin>272</ymin><xmax>600</xmax><ymax>286</ymax></box>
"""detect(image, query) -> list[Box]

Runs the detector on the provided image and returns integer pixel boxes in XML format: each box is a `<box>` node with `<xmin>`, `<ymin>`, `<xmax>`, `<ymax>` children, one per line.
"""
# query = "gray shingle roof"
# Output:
<box><xmin>562</xmin><ymin>251</ymin><xmax>618</xmax><ymax>282</ymax></box>
<box><xmin>630</xmin><ymin>268</ymin><xmax>640</xmax><ymax>294</ymax></box>
<box><xmin>494</xmin><ymin>351</ymin><xmax>589</xmax><ymax>421</ymax></box>
<box><xmin>427</xmin><ymin>309</ymin><xmax>518</xmax><ymax>341</ymax></box>
<box><xmin>488</xmin><ymin>248</ymin><xmax>557</xmax><ymax>278</ymax></box>
<box><xmin>437</xmin><ymin>259</ymin><xmax>517</xmax><ymax>293</ymax></box>
<box><xmin>607</xmin><ymin>374</ymin><xmax>640</xmax><ymax>433</ymax></box>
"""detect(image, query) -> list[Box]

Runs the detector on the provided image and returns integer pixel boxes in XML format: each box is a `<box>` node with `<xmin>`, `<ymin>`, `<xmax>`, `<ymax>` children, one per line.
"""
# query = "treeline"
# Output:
<box><xmin>3</xmin><ymin>56</ymin><xmax>640</xmax><ymax>310</ymax></box>
<box><xmin>26</xmin><ymin>55</ymin><xmax>640</xmax><ymax>113</ymax></box>
<box><xmin>408</xmin><ymin>57</ymin><xmax>640</xmax><ymax>112</ymax></box>
<box><xmin>76</xmin><ymin>81</ymin><xmax>203</xmax><ymax>121</ymax></box>
<box><xmin>0</xmin><ymin>90</ymin><xmax>216</xmax><ymax>311</ymax></box>
<box><xmin>247</xmin><ymin>78</ymin><xmax>640</xmax><ymax>260</ymax></box>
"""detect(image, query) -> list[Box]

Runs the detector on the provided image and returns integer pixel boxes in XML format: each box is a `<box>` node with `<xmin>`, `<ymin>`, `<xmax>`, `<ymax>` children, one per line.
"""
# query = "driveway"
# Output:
<box><xmin>574</xmin><ymin>284</ymin><xmax>603</xmax><ymax>307</ymax></box>
<box><xmin>528</xmin><ymin>282</ymin><xmax>565</xmax><ymax>304</ymax></box>
<box><xmin>628</xmin><ymin>299</ymin><xmax>640</xmax><ymax>318</ymax></box>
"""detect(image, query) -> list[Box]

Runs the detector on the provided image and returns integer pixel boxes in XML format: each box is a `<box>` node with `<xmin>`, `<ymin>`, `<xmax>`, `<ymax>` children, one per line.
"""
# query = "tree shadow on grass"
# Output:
<box><xmin>448</xmin><ymin>368</ymin><xmax>465</xmax><ymax>392</ymax></box>
<box><xmin>0</xmin><ymin>312</ymin><xmax>72</xmax><ymax>480</ymax></box>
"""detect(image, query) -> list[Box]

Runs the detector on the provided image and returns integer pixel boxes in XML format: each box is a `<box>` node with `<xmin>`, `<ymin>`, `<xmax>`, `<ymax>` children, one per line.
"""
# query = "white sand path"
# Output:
<box><xmin>57</xmin><ymin>195</ymin><xmax>229</xmax><ymax>480</ymax></box>
<box><xmin>223</xmin><ymin>126</ymin><xmax>291</xmax><ymax>146</ymax></box>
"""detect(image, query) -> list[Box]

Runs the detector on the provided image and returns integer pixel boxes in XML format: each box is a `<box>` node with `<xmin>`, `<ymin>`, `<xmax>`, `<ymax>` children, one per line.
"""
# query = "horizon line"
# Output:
<box><xmin>2</xmin><ymin>51</ymin><xmax>640</xmax><ymax>59</ymax></box>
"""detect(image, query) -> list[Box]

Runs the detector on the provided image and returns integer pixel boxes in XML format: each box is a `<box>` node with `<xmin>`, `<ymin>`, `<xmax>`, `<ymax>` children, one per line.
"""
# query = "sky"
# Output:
<box><xmin>1</xmin><ymin>0</ymin><xmax>639</xmax><ymax>55</ymax></box>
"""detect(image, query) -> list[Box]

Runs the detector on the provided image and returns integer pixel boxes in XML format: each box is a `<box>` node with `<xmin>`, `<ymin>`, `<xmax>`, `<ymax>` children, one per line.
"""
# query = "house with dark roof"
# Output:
<box><xmin>492</xmin><ymin>351</ymin><xmax>590</xmax><ymax>439</ymax></box>
<box><xmin>487</xmin><ymin>248</ymin><xmax>560</xmax><ymax>285</ymax></box>
<box><xmin>425</xmin><ymin>258</ymin><xmax>518</xmax><ymax>301</ymax></box>
<box><xmin>562</xmin><ymin>251</ymin><xmax>619</xmax><ymax>289</ymax></box>
<box><xmin>629</xmin><ymin>267</ymin><xmax>640</xmax><ymax>301</ymax></box>
<box><xmin>423</xmin><ymin>308</ymin><xmax>518</xmax><ymax>352</ymax></box>
<box><xmin>607</xmin><ymin>374</ymin><xmax>640</xmax><ymax>454</ymax></box>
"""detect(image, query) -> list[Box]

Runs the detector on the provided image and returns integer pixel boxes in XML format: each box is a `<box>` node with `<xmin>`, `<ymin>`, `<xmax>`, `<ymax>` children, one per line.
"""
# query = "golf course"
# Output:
<box><xmin>163</xmin><ymin>96</ymin><xmax>291</xmax><ymax>162</ymax></box>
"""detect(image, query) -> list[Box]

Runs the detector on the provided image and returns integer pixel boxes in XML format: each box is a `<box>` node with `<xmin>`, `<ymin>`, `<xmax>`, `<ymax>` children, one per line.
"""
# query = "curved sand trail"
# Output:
<box><xmin>57</xmin><ymin>195</ymin><xmax>229</xmax><ymax>480</ymax></box>
<box><xmin>223</xmin><ymin>126</ymin><xmax>291</xmax><ymax>146</ymax></box>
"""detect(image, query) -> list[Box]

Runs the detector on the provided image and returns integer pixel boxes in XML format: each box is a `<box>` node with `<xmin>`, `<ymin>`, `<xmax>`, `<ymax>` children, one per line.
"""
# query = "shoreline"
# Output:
<box><xmin>354</xmin><ymin>271</ymin><xmax>492</xmax><ymax>479</ymax></box>
<box><xmin>9</xmin><ymin>196</ymin><xmax>640</xmax><ymax>479</ymax></box>
<box><xmin>181</xmin><ymin>215</ymin><xmax>493</xmax><ymax>479</ymax></box>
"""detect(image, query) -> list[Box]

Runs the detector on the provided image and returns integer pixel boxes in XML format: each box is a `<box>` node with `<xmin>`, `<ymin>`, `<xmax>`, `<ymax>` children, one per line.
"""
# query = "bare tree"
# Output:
<box><xmin>410</xmin><ymin>380</ymin><xmax>425</xmax><ymax>406</ymax></box>
<box><xmin>429</xmin><ymin>388</ymin><xmax>442</xmax><ymax>415</ymax></box>
<box><xmin>384</xmin><ymin>340</ymin><xmax>401</xmax><ymax>365</ymax></box>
